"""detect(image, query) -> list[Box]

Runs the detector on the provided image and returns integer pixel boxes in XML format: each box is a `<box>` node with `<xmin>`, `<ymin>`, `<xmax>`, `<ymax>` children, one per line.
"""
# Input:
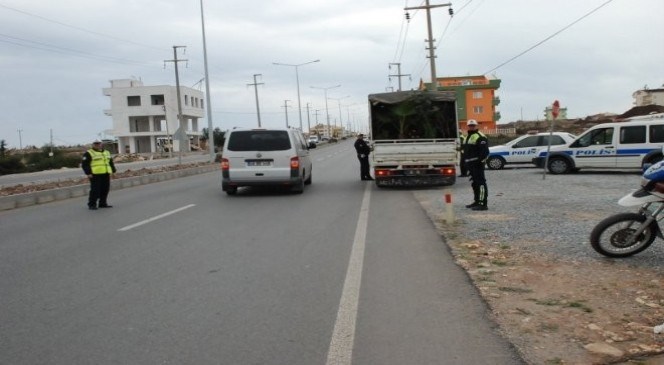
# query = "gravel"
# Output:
<box><xmin>415</xmin><ymin>165</ymin><xmax>664</xmax><ymax>271</ymax></box>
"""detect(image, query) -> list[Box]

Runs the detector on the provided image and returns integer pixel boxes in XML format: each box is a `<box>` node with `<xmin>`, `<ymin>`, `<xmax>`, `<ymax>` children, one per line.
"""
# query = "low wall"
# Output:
<box><xmin>0</xmin><ymin>165</ymin><xmax>218</xmax><ymax>211</ymax></box>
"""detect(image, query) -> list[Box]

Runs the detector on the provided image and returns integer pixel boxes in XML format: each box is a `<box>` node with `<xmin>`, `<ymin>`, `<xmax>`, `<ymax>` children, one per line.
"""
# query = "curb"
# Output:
<box><xmin>0</xmin><ymin>165</ymin><xmax>218</xmax><ymax>211</ymax></box>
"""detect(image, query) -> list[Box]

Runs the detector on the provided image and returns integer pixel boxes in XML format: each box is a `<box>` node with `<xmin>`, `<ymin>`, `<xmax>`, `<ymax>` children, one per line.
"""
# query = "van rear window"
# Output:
<box><xmin>227</xmin><ymin>130</ymin><xmax>291</xmax><ymax>151</ymax></box>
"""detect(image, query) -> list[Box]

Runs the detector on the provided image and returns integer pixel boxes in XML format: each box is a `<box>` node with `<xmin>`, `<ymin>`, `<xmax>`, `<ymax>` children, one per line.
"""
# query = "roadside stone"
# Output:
<box><xmin>584</xmin><ymin>342</ymin><xmax>624</xmax><ymax>357</ymax></box>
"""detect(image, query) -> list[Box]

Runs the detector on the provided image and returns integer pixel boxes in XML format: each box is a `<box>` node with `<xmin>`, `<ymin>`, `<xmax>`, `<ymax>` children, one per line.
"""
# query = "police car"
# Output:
<box><xmin>486</xmin><ymin>132</ymin><xmax>576</xmax><ymax>170</ymax></box>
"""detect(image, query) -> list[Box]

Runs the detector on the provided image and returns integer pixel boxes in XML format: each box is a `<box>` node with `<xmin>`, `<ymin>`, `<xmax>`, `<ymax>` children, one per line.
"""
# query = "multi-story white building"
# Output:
<box><xmin>103</xmin><ymin>79</ymin><xmax>205</xmax><ymax>154</ymax></box>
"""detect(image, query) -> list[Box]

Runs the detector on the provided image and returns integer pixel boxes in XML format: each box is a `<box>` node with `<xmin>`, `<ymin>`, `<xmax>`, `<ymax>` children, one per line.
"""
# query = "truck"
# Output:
<box><xmin>368</xmin><ymin>90</ymin><xmax>459</xmax><ymax>187</ymax></box>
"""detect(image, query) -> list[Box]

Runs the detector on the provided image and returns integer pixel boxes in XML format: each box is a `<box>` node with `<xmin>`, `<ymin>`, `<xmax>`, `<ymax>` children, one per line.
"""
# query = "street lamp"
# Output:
<box><xmin>273</xmin><ymin>59</ymin><xmax>320</xmax><ymax>130</ymax></box>
<box><xmin>329</xmin><ymin>95</ymin><xmax>350</xmax><ymax>136</ymax></box>
<box><xmin>311</xmin><ymin>85</ymin><xmax>340</xmax><ymax>139</ymax></box>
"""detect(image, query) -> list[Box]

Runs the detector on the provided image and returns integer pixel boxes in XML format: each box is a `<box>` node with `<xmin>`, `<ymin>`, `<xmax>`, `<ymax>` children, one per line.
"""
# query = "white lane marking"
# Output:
<box><xmin>117</xmin><ymin>204</ymin><xmax>196</xmax><ymax>232</ymax></box>
<box><xmin>325</xmin><ymin>183</ymin><xmax>371</xmax><ymax>365</ymax></box>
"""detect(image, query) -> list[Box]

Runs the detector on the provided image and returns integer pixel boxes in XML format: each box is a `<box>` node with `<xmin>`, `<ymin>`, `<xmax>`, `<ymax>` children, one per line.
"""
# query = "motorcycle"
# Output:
<box><xmin>590</xmin><ymin>160</ymin><xmax>664</xmax><ymax>257</ymax></box>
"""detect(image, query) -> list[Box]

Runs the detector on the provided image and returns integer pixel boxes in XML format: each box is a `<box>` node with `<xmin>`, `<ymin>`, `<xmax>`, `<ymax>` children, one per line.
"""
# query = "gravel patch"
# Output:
<box><xmin>415</xmin><ymin>166</ymin><xmax>664</xmax><ymax>271</ymax></box>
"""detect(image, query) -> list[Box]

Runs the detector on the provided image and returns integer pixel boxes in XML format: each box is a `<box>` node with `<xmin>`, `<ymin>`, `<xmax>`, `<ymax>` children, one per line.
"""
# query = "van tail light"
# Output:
<box><xmin>290</xmin><ymin>157</ymin><xmax>300</xmax><ymax>169</ymax></box>
<box><xmin>221</xmin><ymin>158</ymin><xmax>230</xmax><ymax>170</ymax></box>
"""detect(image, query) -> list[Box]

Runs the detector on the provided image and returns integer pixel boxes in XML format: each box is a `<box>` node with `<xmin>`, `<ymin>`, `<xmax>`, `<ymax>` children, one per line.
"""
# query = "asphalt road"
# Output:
<box><xmin>0</xmin><ymin>141</ymin><xmax>523</xmax><ymax>365</ymax></box>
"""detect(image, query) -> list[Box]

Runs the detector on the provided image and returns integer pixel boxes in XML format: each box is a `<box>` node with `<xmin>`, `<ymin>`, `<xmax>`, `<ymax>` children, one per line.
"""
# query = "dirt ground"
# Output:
<box><xmin>428</xmin><ymin>210</ymin><xmax>664</xmax><ymax>365</ymax></box>
<box><xmin>4</xmin><ymin>165</ymin><xmax>664</xmax><ymax>364</ymax></box>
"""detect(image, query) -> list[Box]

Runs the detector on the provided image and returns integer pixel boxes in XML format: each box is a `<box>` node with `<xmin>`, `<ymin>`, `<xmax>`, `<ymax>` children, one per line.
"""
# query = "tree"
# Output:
<box><xmin>201</xmin><ymin>127</ymin><xmax>225</xmax><ymax>151</ymax></box>
<box><xmin>0</xmin><ymin>139</ymin><xmax>6</xmax><ymax>158</ymax></box>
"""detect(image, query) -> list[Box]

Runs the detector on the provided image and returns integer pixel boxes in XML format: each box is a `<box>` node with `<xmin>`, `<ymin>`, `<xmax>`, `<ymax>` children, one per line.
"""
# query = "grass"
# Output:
<box><xmin>528</xmin><ymin>298</ymin><xmax>594</xmax><ymax>312</ymax></box>
<box><xmin>498</xmin><ymin>286</ymin><xmax>533</xmax><ymax>294</ymax></box>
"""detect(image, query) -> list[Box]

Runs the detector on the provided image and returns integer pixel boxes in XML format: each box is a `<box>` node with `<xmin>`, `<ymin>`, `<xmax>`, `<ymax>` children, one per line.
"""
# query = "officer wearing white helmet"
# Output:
<box><xmin>462</xmin><ymin>119</ymin><xmax>489</xmax><ymax>210</ymax></box>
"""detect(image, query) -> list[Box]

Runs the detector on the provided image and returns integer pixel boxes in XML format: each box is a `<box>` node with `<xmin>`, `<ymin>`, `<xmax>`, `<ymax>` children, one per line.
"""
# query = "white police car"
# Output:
<box><xmin>486</xmin><ymin>132</ymin><xmax>576</xmax><ymax>170</ymax></box>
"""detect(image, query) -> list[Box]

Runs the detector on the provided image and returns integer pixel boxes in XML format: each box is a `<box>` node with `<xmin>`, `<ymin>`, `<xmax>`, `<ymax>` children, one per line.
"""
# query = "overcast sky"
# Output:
<box><xmin>1</xmin><ymin>0</ymin><xmax>662</xmax><ymax>148</ymax></box>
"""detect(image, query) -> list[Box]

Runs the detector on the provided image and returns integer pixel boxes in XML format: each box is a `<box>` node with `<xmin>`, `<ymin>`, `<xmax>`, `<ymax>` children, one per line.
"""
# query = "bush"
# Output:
<box><xmin>0</xmin><ymin>156</ymin><xmax>26</xmax><ymax>175</ymax></box>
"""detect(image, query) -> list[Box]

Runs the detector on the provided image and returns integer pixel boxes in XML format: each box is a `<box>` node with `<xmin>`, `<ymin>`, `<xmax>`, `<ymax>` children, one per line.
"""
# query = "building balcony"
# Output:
<box><xmin>494</xmin><ymin>111</ymin><xmax>501</xmax><ymax>121</ymax></box>
<box><xmin>493</xmin><ymin>97</ymin><xmax>500</xmax><ymax>106</ymax></box>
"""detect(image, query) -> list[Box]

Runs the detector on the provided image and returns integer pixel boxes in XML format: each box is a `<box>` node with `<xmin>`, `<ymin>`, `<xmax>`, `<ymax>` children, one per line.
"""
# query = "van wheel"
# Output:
<box><xmin>486</xmin><ymin>156</ymin><xmax>505</xmax><ymax>170</ymax></box>
<box><xmin>292</xmin><ymin>178</ymin><xmax>304</xmax><ymax>194</ymax></box>
<box><xmin>305</xmin><ymin>170</ymin><xmax>312</xmax><ymax>185</ymax></box>
<box><xmin>548</xmin><ymin>157</ymin><xmax>570</xmax><ymax>174</ymax></box>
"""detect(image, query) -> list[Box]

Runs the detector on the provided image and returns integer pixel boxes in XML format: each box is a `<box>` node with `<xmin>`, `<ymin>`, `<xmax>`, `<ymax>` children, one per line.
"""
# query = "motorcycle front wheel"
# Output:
<box><xmin>589</xmin><ymin>213</ymin><xmax>657</xmax><ymax>258</ymax></box>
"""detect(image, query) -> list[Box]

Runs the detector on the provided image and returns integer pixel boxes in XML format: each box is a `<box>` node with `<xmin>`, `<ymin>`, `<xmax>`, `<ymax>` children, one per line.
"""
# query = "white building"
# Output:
<box><xmin>103</xmin><ymin>79</ymin><xmax>205</xmax><ymax>154</ymax></box>
<box><xmin>633</xmin><ymin>87</ymin><xmax>664</xmax><ymax>107</ymax></box>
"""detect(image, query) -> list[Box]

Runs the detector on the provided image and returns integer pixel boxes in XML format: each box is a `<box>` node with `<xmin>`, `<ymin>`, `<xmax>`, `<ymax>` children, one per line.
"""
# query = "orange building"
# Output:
<box><xmin>421</xmin><ymin>75</ymin><xmax>501</xmax><ymax>132</ymax></box>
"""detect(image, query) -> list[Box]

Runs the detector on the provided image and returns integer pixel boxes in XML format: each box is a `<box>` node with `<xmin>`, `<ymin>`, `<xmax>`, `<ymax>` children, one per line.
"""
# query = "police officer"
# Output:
<box><xmin>82</xmin><ymin>140</ymin><xmax>116</xmax><ymax>210</ymax></box>
<box><xmin>354</xmin><ymin>134</ymin><xmax>373</xmax><ymax>180</ymax></box>
<box><xmin>463</xmin><ymin>120</ymin><xmax>489</xmax><ymax>210</ymax></box>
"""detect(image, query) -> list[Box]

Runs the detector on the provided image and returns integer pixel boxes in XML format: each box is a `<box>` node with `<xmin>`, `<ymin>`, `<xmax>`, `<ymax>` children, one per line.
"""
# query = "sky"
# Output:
<box><xmin>0</xmin><ymin>0</ymin><xmax>662</xmax><ymax>148</ymax></box>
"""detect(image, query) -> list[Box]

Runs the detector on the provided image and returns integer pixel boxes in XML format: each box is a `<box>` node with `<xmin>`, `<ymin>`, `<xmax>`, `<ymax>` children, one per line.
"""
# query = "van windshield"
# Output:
<box><xmin>227</xmin><ymin>130</ymin><xmax>291</xmax><ymax>151</ymax></box>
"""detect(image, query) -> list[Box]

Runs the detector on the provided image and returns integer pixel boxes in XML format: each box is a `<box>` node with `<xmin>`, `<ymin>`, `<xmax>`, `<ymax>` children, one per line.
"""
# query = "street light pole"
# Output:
<box><xmin>311</xmin><ymin>85</ymin><xmax>340</xmax><ymax>139</ymax></box>
<box><xmin>330</xmin><ymin>95</ymin><xmax>349</xmax><ymax>136</ymax></box>
<box><xmin>273</xmin><ymin>59</ymin><xmax>320</xmax><ymax>130</ymax></box>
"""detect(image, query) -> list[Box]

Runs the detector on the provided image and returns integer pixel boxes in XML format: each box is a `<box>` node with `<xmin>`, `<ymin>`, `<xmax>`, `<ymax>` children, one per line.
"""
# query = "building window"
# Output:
<box><xmin>473</xmin><ymin>106</ymin><xmax>483</xmax><ymax>114</ymax></box>
<box><xmin>127</xmin><ymin>96</ymin><xmax>141</xmax><ymax>106</ymax></box>
<box><xmin>201</xmin><ymin>99</ymin><xmax>204</xmax><ymax>109</ymax></box>
<box><xmin>151</xmin><ymin>94</ymin><xmax>165</xmax><ymax>105</ymax></box>
<box><xmin>185</xmin><ymin>95</ymin><xmax>189</xmax><ymax>106</ymax></box>
<box><xmin>472</xmin><ymin>91</ymin><xmax>482</xmax><ymax>99</ymax></box>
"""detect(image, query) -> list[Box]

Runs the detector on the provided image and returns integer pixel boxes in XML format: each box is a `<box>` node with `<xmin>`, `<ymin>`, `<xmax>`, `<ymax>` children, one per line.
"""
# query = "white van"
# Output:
<box><xmin>533</xmin><ymin>113</ymin><xmax>664</xmax><ymax>174</ymax></box>
<box><xmin>221</xmin><ymin>128</ymin><xmax>315</xmax><ymax>195</ymax></box>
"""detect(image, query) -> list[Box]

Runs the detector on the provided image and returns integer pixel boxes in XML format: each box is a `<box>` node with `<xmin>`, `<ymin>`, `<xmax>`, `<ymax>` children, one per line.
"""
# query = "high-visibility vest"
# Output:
<box><xmin>87</xmin><ymin>149</ymin><xmax>113</xmax><ymax>174</ymax></box>
<box><xmin>466</xmin><ymin>131</ymin><xmax>486</xmax><ymax>145</ymax></box>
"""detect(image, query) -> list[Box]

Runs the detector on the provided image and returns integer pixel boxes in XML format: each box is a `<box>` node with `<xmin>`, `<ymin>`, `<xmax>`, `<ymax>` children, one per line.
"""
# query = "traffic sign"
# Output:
<box><xmin>552</xmin><ymin>100</ymin><xmax>560</xmax><ymax>119</ymax></box>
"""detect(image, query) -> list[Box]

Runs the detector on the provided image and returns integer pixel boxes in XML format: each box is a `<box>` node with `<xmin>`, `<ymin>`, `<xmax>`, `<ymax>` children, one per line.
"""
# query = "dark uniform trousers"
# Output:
<box><xmin>89</xmin><ymin>173</ymin><xmax>111</xmax><ymax>207</ymax></box>
<box><xmin>468</xmin><ymin>162</ymin><xmax>487</xmax><ymax>206</ymax></box>
<box><xmin>357</xmin><ymin>154</ymin><xmax>371</xmax><ymax>179</ymax></box>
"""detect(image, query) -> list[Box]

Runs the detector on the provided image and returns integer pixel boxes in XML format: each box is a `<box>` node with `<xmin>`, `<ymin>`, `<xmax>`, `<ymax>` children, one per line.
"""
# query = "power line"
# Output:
<box><xmin>483</xmin><ymin>0</ymin><xmax>615</xmax><ymax>75</ymax></box>
<box><xmin>0</xmin><ymin>3</ymin><xmax>166</xmax><ymax>52</ymax></box>
<box><xmin>0</xmin><ymin>33</ymin><xmax>154</xmax><ymax>66</ymax></box>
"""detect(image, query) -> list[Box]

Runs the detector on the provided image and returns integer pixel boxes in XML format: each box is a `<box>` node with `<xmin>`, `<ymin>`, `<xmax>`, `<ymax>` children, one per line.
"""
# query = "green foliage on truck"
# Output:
<box><xmin>369</xmin><ymin>90</ymin><xmax>458</xmax><ymax>140</ymax></box>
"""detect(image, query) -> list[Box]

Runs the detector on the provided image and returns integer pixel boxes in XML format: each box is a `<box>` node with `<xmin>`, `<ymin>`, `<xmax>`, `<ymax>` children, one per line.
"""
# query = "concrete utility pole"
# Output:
<box><xmin>248</xmin><ymin>74</ymin><xmax>264</xmax><ymax>127</ymax></box>
<box><xmin>388</xmin><ymin>63</ymin><xmax>410</xmax><ymax>91</ymax></box>
<box><xmin>165</xmin><ymin>45</ymin><xmax>188</xmax><ymax>165</ymax></box>
<box><xmin>199</xmin><ymin>0</ymin><xmax>215</xmax><ymax>162</ymax></box>
<box><xmin>17</xmin><ymin>128</ymin><xmax>23</xmax><ymax>150</ymax></box>
<box><xmin>404</xmin><ymin>1</ymin><xmax>452</xmax><ymax>90</ymax></box>
<box><xmin>305</xmin><ymin>103</ymin><xmax>312</xmax><ymax>133</ymax></box>
<box><xmin>283</xmin><ymin>100</ymin><xmax>291</xmax><ymax>128</ymax></box>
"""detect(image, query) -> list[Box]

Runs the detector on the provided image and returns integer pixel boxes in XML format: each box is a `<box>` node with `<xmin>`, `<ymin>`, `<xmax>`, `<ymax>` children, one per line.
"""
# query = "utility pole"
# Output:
<box><xmin>248</xmin><ymin>74</ymin><xmax>264</xmax><ymax>127</ymax></box>
<box><xmin>305</xmin><ymin>103</ymin><xmax>312</xmax><ymax>133</ymax></box>
<box><xmin>199</xmin><ymin>0</ymin><xmax>215</xmax><ymax>162</ymax></box>
<box><xmin>282</xmin><ymin>100</ymin><xmax>291</xmax><ymax>128</ymax></box>
<box><xmin>164</xmin><ymin>45</ymin><xmax>187</xmax><ymax>164</ymax></box>
<box><xmin>17</xmin><ymin>128</ymin><xmax>23</xmax><ymax>150</ymax></box>
<box><xmin>388</xmin><ymin>63</ymin><xmax>410</xmax><ymax>91</ymax></box>
<box><xmin>49</xmin><ymin>129</ymin><xmax>53</xmax><ymax>157</ymax></box>
<box><xmin>404</xmin><ymin>1</ymin><xmax>452</xmax><ymax>90</ymax></box>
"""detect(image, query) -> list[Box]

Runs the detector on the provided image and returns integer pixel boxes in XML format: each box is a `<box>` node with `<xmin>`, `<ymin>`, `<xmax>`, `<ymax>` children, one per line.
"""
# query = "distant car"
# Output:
<box><xmin>328</xmin><ymin>137</ymin><xmax>338</xmax><ymax>143</ymax></box>
<box><xmin>486</xmin><ymin>132</ymin><xmax>576</xmax><ymax>170</ymax></box>
<box><xmin>221</xmin><ymin>128</ymin><xmax>314</xmax><ymax>195</ymax></box>
<box><xmin>308</xmin><ymin>135</ymin><xmax>319</xmax><ymax>144</ymax></box>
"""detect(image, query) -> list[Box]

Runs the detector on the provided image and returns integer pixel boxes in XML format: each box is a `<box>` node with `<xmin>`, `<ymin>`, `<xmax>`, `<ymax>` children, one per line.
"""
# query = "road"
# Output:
<box><xmin>0</xmin><ymin>141</ymin><xmax>523</xmax><ymax>365</ymax></box>
<box><xmin>0</xmin><ymin>153</ymin><xmax>212</xmax><ymax>187</ymax></box>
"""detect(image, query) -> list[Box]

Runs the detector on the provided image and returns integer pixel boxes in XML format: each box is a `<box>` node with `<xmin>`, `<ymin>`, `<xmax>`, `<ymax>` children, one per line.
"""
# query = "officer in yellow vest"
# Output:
<box><xmin>81</xmin><ymin>140</ymin><xmax>116</xmax><ymax>210</ymax></box>
<box><xmin>462</xmin><ymin>120</ymin><xmax>489</xmax><ymax>210</ymax></box>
